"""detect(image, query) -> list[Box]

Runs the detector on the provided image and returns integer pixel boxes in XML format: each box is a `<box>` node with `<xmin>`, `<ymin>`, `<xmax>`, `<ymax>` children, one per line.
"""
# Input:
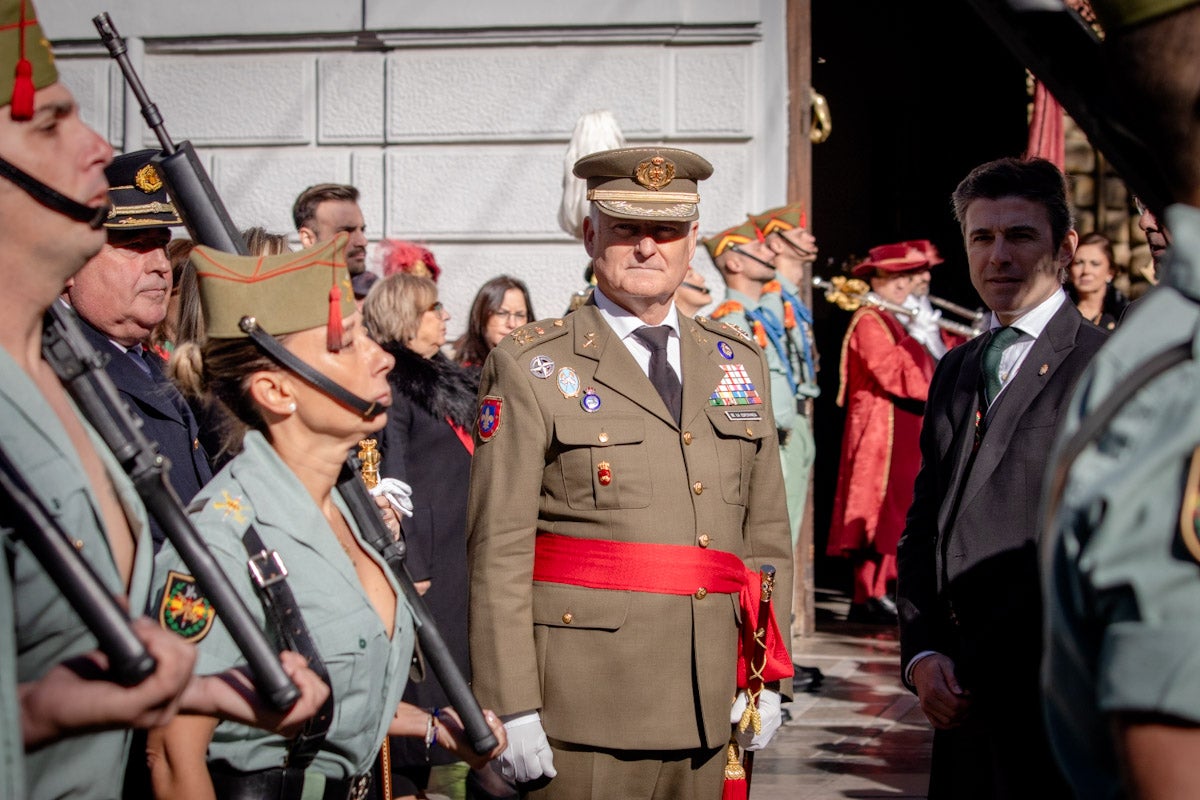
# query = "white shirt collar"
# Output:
<box><xmin>987</xmin><ymin>286</ymin><xmax>1066</xmax><ymax>339</ymax></box>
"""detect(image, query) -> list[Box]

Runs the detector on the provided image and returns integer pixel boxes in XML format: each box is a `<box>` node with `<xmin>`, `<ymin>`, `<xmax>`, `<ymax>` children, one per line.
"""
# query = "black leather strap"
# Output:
<box><xmin>0</xmin><ymin>153</ymin><xmax>109</xmax><ymax>228</ymax></box>
<box><xmin>241</xmin><ymin>526</ymin><xmax>334</xmax><ymax>770</ymax></box>
<box><xmin>239</xmin><ymin>316</ymin><xmax>382</xmax><ymax>420</ymax></box>
<box><xmin>208</xmin><ymin>764</ymin><xmax>372</xmax><ymax>800</ymax></box>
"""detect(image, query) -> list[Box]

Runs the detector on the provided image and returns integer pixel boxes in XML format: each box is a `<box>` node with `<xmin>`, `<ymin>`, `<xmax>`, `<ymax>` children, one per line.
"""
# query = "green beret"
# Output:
<box><xmin>0</xmin><ymin>0</ymin><xmax>56</xmax><ymax>116</ymax></box>
<box><xmin>573</xmin><ymin>146</ymin><xmax>713</xmax><ymax>222</ymax></box>
<box><xmin>192</xmin><ymin>233</ymin><xmax>355</xmax><ymax>340</ymax></box>
<box><xmin>1090</xmin><ymin>0</ymin><xmax>1200</xmax><ymax>29</ymax></box>
<box><xmin>702</xmin><ymin>219</ymin><xmax>759</xmax><ymax>260</ymax></box>
<box><xmin>104</xmin><ymin>150</ymin><xmax>183</xmax><ymax>230</ymax></box>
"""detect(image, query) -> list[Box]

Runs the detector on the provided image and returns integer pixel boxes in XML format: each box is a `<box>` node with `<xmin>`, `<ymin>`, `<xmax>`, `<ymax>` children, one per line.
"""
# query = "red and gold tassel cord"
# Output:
<box><xmin>723</xmin><ymin>565</ymin><xmax>777</xmax><ymax>799</ymax></box>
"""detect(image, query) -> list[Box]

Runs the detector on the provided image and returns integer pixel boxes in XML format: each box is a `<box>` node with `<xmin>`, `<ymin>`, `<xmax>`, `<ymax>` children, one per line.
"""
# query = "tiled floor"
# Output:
<box><xmin>749</xmin><ymin>590</ymin><xmax>933</xmax><ymax>799</ymax></box>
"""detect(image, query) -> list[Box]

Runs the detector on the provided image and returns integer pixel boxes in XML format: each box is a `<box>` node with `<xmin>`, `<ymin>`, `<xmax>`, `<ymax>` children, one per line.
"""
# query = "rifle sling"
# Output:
<box><xmin>241</xmin><ymin>525</ymin><xmax>333</xmax><ymax>769</ymax></box>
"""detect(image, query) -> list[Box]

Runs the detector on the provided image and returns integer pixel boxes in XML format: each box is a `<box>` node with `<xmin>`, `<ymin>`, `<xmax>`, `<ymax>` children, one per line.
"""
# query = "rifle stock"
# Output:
<box><xmin>42</xmin><ymin>302</ymin><xmax>299</xmax><ymax>710</ymax></box>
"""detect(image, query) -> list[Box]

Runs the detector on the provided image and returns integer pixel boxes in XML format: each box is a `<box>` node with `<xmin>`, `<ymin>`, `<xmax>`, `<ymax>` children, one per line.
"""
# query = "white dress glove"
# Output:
<box><xmin>492</xmin><ymin>710</ymin><xmax>556</xmax><ymax>783</ymax></box>
<box><xmin>369</xmin><ymin>477</ymin><xmax>414</xmax><ymax>518</ymax></box>
<box><xmin>730</xmin><ymin>689</ymin><xmax>783</xmax><ymax>752</ymax></box>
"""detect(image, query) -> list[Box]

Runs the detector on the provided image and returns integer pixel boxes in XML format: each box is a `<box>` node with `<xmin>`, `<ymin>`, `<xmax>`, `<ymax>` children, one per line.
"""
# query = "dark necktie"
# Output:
<box><xmin>982</xmin><ymin>326</ymin><xmax>1021</xmax><ymax>405</ymax></box>
<box><xmin>127</xmin><ymin>344</ymin><xmax>153</xmax><ymax>377</ymax></box>
<box><xmin>632</xmin><ymin>325</ymin><xmax>682</xmax><ymax>424</ymax></box>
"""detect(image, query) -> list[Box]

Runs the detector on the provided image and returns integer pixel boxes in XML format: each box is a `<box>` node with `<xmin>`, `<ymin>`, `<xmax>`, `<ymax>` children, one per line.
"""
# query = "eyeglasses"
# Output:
<box><xmin>492</xmin><ymin>309</ymin><xmax>528</xmax><ymax>323</ymax></box>
<box><xmin>426</xmin><ymin>301</ymin><xmax>445</xmax><ymax>314</ymax></box>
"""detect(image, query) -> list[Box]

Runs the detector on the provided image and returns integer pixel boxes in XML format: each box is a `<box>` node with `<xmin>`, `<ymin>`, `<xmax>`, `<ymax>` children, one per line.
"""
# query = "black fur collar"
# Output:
<box><xmin>380</xmin><ymin>342</ymin><xmax>478</xmax><ymax>429</ymax></box>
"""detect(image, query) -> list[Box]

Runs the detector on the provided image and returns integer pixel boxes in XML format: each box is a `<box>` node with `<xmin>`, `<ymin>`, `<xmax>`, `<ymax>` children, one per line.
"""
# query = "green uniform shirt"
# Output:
<box><xmin>1043</xmin><ymin>203</ymin><xmax>1200</xmax><ymax>798</ymax></box>
<box><xmin>0</xmin><ymin>346</ymin><xmax>153</xmax><ymax>800</ymax></box>
<box><xmin>153</xmin><ymin>431</ymin><xmax>415</xmax><ymax>778</ymax></box>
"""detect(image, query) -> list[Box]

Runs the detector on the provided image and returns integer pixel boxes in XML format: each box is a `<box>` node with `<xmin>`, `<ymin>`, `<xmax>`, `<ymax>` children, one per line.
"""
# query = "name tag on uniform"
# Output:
<box><xmin>725</xmin><ymin>410</ymin><xmax>763</xmax><ymax>421</ymax></box>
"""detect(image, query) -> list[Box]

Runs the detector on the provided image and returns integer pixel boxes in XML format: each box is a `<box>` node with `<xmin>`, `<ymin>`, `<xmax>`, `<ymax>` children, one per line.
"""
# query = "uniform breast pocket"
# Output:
<box><xmin>306</xmin><ymin>613</ymin><xmax>372</xmax><ymax>731</ymax></box>
<box><xmin>553</xmin><ymin>414</ymin><xmax>651</xmax><ymax>510</ymax></box>
<box><xmin>705</xmin><ymin>408</ymin><xmax>767</xmax><ymax>505</ymax></box>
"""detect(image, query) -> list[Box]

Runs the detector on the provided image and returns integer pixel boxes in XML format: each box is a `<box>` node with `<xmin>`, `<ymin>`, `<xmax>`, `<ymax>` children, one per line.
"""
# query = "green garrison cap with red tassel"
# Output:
<box><xmin>702</xmin><ymin>219</ymin><xmax>761</xmax><ymax>261</ymax></box>
<box><xmin>191</xmin><ymin>233</ymin><xmax>356</xmax><ymax>351</ymax></box>
<box><xmin>0</xmin><ymin>0</ymin><xmax>56</xmax><ymax>120</ymax></box>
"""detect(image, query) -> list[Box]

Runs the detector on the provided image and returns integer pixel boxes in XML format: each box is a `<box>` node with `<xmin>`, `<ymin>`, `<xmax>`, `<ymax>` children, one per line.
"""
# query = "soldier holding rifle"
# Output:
<box><xmin>147</xmin><ymin>236</ymin><xmax>506</xmax><ymax>800</ymax></box>
<box><xmin>0</xmin><ymin>2</ymin><xmax>329</xmax><ymax>797</ymax></box>
<box><xmin>466</xmin><ymin>146</ymin><xmax>794</xmax><ymax>799</ymax></box>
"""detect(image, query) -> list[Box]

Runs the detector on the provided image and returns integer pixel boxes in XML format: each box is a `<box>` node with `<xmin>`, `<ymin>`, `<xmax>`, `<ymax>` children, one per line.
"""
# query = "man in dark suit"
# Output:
<box><xmin>63</xmin><ymin>149</ymin><xmax>213</xmax><ymax>552</ymax></box>
<box><xmin>896</xmin><ymin>157</ymin><xmax>1107</xmax><ymax>799</ymax></box>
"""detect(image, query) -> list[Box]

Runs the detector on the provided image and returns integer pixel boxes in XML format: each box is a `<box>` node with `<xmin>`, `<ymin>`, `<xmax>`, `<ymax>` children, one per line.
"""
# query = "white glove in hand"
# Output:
<box><xmin>730</xmin><ymin>689</ymin><xmax>783</xmax><ymax>752</ymax></box>
<box><xmin>493</xmin><ymin>711</ymin><xmax>556</xmax><ymax>783</ymax></box>
<box><xmin>370</xmin><ymin>477</ymin><xmax>414</xmax><ymax>518</ymax></box>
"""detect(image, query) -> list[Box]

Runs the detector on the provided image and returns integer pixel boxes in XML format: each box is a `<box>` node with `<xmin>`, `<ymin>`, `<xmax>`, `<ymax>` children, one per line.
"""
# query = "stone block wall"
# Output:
<box><xmin>42</xmin><ymin>0</ymin><xmax>791</xmax><ymax>336</ymax></box>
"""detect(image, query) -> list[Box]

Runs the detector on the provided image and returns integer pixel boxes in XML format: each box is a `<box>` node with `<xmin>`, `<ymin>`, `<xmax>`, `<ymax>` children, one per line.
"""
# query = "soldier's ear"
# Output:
<box><xmin>298</xmin><ymin>226</ymin><xmax>317</xmax><ymax>249</ymax></box>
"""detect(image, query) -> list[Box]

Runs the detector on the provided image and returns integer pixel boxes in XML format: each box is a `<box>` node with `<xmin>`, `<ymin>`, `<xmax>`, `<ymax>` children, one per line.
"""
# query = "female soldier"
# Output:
<box><xmin>146</xmin><ymin>235</ymin><xmax>504</xmax><ymax>800</ymax></box>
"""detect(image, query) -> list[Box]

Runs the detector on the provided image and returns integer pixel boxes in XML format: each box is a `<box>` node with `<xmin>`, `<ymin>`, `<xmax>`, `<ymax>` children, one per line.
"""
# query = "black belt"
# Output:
<box><xmin>208</xmin><ymin>765</ymin><xmax>372</xmax><ymax>800</ymax></box>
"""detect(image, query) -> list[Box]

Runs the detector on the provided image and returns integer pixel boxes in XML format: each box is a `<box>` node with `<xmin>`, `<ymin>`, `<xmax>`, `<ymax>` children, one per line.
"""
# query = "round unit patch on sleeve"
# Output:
<box><xmin>158</xmin><ymin>570</ymin><xmax>216</xmax><ymax>642</ymax></box>
<box><xmin>478</xmin><ymin>396</ymin><xmax>503</xmax><ymax>441</ymax></box>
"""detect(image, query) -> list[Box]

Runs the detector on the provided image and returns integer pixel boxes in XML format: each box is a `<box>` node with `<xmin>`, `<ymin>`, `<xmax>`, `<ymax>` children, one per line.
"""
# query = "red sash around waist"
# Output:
<box><xmin>533</xmin><ymin>532</ymin><xmax>793</xmax><ymax>687</ymax></box>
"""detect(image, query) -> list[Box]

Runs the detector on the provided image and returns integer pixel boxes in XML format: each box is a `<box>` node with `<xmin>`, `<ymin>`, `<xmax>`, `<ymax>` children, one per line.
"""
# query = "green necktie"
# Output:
<box><xmin>982</xmin><ymin>326</ymin><xmax>1021</xmax><ymax>405</ymax></box>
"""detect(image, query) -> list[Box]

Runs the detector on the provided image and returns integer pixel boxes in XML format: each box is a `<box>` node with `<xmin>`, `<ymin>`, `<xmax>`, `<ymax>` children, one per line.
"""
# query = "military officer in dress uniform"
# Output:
<box><xmin>63</xmin><ymin>149</ymin><xmax>213</xmax><ymax>553</ymax></box>
<box><xmin>467</xmin><ymin>146</ymin><xmax>795</xmax><ymax>800</ymax></box>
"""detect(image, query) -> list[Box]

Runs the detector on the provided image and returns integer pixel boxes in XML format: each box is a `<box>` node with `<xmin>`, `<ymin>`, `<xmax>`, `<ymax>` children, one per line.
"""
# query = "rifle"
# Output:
<box><xmin>0</xmin><ymin>443</ymin><xmax>156</xmax><ymax>687</ymax></box>
<box><xmin>964</xmin><ymin>0</ymin><xmax>1172</xmax><ymax>218</ymax></box>
<box><xmin>42</xmin><ymin>302</ymin><xmax>300</xmax><ymax>710</ymax></box>
<box><xmin>337</xmin><ymin>456</ymin><xmax>499</xmax><ymax>756</ymax></box>
<box><xmin>93</xmin><ymin>12</ymin><xmax>248</xmax><ymax>256</ymax></box>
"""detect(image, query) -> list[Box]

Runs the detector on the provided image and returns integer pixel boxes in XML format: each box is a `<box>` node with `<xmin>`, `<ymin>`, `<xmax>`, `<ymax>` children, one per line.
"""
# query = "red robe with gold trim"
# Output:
<box><xmin>827</xmin><ymin>307</ymin><xmax>935</xmax><ymax>557</ymax></box>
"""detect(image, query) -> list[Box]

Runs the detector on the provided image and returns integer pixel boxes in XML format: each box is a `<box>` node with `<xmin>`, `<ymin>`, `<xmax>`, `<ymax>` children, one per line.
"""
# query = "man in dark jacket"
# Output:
<box><xmin>63</xmin><ymin>149</ymin><xmax>213</xmax><ymax>551</ymax></box>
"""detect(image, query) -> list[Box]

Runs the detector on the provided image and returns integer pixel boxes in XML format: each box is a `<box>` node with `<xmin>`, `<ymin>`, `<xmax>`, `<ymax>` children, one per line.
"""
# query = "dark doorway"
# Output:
<box><xmin>808</xmin><ymin>0</ymin><xmax>1030</xmax><ymax>591</ymax></box>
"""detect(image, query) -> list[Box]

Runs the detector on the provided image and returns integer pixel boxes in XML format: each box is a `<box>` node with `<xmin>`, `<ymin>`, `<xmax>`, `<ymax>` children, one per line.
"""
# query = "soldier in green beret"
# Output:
<box><xmin>466</xmin><ymin>146</ymin><xmax>795</xmax><ymax>799</ymax></box>
<box><xmin>1041</xmin><ymin>0</ymin><xmax>1200</xmax><ymax>795</ymax></box>
<box><xmin>147</xmin><ymin>234</ymin><xmax>505</xmax><ymax>800</ymax></box>
<box><xmin>0</xmin><ymin>2</ymin><xmax>332</xmax><ymax>797</ymax></box>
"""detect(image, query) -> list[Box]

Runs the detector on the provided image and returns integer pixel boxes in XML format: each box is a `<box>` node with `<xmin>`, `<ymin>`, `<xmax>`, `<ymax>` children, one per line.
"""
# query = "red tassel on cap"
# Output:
<box><xmin>327</xmin><ymin>284</ymin><xmax>344</xmax><ymax>351</ymax></box>
<box><xmin>799</xmin><ymin>207</ymin><xmax>807</xmax><ymax>229</ymax></box>
<box><xmin>11</xmin><ymin>59</ymin><xmax>34</xmax><ymax>121</ymax></box>
<box><xmin>11</xmin><ymin>2</ymin><xmax>34</xmax><ymax>121</ymax></box>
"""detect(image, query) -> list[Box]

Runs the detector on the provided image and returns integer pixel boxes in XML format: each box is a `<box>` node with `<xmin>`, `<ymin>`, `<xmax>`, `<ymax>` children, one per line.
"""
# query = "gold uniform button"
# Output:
<box><xmin>745</xmin><ymin>426</ymin><xmax>754</xmax><ymax>437</ymax></box>
<box><xmin>73</xmin><ymin>539</ymin><xmax>84</xmax><ymax>551</ymax></box>
<box><xmin>694</xmin><ymin>587</ymin><xmax>708</xmax><ymax>599</ymax></box>
<box><xmin>193</xmin><ymin>438</ymin><xmax>200</xmax><ymax>450</ymax></box>
<box><xmin>692</xmin><ymin>481</ymin><xmax>703</xmax><ymax>495</ymax></box>
<box><xmin>682</xmin><ymin>431</ymin><xmax>693</xmax><ymax>445</ymax></box>
<box><xmin>561</xmin><ymin>612</ymin><xmax>573</xmax><ymax>624</ymax></box>
<box><xmin>698</xmin><ymin>534</ymin><xmax>711</xmax><ymax>548</ymax></box>
<box><xmin>598</xmin><ymin>432</ymin><xmax>609</xmax><ymax>443</ymax></box>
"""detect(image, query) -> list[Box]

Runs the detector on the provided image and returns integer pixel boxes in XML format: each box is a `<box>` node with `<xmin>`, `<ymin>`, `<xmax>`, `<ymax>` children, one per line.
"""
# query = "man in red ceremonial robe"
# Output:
<box><xmin>828</xmin><ymin>243</ymin><xmax>936</xmax><ymax>624</ymax></box>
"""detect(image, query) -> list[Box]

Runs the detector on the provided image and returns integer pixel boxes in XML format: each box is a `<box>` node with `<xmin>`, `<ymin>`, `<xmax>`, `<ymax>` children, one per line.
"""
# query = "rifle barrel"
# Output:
<box><xmin>92</xmin><ymin>14</ymin><xmax>175</xmax><ymax>156</ymax></box>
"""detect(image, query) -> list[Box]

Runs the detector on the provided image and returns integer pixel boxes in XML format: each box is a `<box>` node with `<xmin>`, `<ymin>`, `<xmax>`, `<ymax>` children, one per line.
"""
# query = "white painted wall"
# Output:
<box><xmin>42</xmin><ymin>0</ymin><xmax>790</xmax><ymax>336</ymax></box>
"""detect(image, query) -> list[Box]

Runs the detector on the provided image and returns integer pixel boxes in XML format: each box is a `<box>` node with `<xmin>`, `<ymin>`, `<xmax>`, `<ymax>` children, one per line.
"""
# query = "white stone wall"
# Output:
<box><xmin>42</xmin><ymin>0</ymin><xmax>788</xmax><ymax>336</ymax></box>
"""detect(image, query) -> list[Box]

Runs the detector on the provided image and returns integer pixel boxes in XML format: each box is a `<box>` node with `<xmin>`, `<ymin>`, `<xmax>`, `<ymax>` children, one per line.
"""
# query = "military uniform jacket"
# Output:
<box><xmin>76</xmin><ymin>317</ymin><xmax>213</xmax><ymax>548</ymax></box>
<box><xmin>153</xmin><ymin>431</ymin><xmax>415</xmax><ymax>778</ymax></box>
<box><xmin>1043</xmin><ymin>204</ymin><xmax>1200</xmax><ymax>799</ymax></box>
<box><xmin>0</xmin><ymin>347</ymin><xmax>154</xmax><ymax>800</ymax></box>
<box><xmin>466</xmin><ymin>300</ymin><xmax>794</xmax><ymax>751</ymax></box>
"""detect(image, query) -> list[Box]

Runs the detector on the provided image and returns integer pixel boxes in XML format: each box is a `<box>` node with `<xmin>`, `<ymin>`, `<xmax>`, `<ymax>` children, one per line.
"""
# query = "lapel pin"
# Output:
<box><xmin>582</xmin><ymin>331</ymin><xmax>597</xmax><ymax>348</ymax></box>
<box><xmin>1038</xmin><ymin>363</ymin><xmax>1049</xmax><ymax>376</ymax></box>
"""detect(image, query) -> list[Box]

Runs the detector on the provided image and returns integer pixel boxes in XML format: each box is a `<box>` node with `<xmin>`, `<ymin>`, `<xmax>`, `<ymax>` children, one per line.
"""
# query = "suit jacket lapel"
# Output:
<box><xmin>937</xmin><ymin>336</ymin><xmax>988</xmax><ymax>534</ymax></box>
<box><xmin>574</xmin><ymin>303</ymin><xmax>675</xmax><ymax>426</ymax></box>
<box><xmin>955</xmin><ymin>302</ymin><xmax>1080</xmax><ymax>516</ymax></box>
<box><xmin>77</xmin><ymin>319</ymin><xmax>185</xmax><ymax>424</ymax></box>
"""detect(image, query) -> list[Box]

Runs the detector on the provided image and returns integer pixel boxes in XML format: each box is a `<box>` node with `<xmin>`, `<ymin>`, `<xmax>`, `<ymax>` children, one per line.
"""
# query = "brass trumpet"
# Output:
<box><xmin>813</xmin><ymin>276</ymin><xmax>983</xmax><ymax>339</ymax></box>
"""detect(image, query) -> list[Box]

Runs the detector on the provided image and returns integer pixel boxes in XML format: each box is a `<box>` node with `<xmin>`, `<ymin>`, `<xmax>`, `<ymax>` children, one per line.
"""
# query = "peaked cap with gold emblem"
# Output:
<box><xmin>192</xmin><ymin>233</ymin><xmax>355</xmax><ymax>342</ymax></box>
<box><xmin>0</xmin><ymin>0</ymin><xmax>55</xmax><ymax>119</ymax></box>
<box><xmin>573</xmin><ymin>146</ymin><xmax>713</xmax><ymax>222</ymax></box>
<box><xmin>104</xmin><ymin>149</ymin><xmax>183</xmax><ymax>230</ymax></box>
<box><xmin>702</xmin><ymin>219</ymin><xmax>760</xmax><ymax>260</ymax></box>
